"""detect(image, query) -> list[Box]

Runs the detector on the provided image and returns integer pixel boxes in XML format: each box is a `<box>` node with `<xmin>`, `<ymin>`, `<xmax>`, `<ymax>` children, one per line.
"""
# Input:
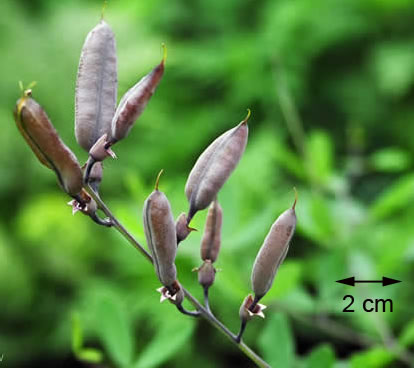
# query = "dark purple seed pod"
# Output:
<box><xmin>110</xmin><ymin>45</ymin><xmax>166</xmax><ymax>143</ymax></box>
<box><xmin>185</xmin><ymin>110</ymin><xmax>250</xmax><ymax>221</ymax></box>
<box><xmin>251</xmin><ymin>191</ymin><xmax>297</xmax><ymax>300</ymax></box>
<box><xmin>14</xmin><ymin>90</ymin><xmax>83</xmax><ymax>198</ymax></box>
<box><xmin>200</xmin><ymin>199</ymin><xmax>222</xmax><ymax>263</ymax></box>
<box><xmin>75</xmin><ymin>20</ymin><xmax>117</xmax><ymax>152</ymax></box>
<box><xmin>143</xmin><ymin>171</ymin><xmax>178</xmax><ymax>288</ymax></box>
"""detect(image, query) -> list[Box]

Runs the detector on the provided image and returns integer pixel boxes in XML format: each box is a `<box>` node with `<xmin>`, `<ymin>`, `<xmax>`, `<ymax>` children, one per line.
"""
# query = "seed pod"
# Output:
<box><xmin>143</xmin><ymin>171</ymin><xmax>178</xmax><ymax>288</ymax></box>
<box><xmin>200</xmin><ymin>199</ymin><xmax>222</xmax><ymax>262</ymax></box>
<box><xmin>185</xmin><ymin>110</ymin><xmax>250</xmax><ymax>221</ymax></box>
<box><xmin>251</xmin><ymin>193</ymin><xmax>297</xmax><ymax>300</ymax></box>
<box><xmin>14</xmin><ymin>91</ymin><xmax>83</xmax><ymax>197</ymax></box>
<box><xmin>75</xmin><ymin>20</ymin><xmax>117</xmax><ymax>152</ymax></box>
<box><xmin>111</xmin><ymin>45</ymin><xmax>166</xmax><ymax>143</ymax></box>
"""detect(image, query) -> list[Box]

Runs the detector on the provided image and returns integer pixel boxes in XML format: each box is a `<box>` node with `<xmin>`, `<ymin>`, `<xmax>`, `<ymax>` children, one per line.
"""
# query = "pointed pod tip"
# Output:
<box><xmin>161</xmin><ymin>43</ymin><xmax>168</xmax><ymax>64</ymax></box>
<box><xmin>101</xmin><ymin>0</ymin><xmax>108</xmax><ymax>20</ymax></box>
<box><xmin>19</xmin><ymin>81</ymin><xmax>37</xmax><ymax>98</ymax></box>
<box><xmin>241</xmin><ymin>108</ymin><xmax>251</xmax><ymax>125</ymax></box>
<box><xmin>292</xmin><ymin>187</ymin><xmax>298</xmax><ymax>210</ymax></box>
<box><xmin>155</xmin><ymin>169</ymin><xmax>164</xmax><ymax>191</ymax></box>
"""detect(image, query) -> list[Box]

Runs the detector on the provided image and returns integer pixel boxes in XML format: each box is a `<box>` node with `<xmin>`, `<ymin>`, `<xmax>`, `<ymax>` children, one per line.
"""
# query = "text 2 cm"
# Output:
<box><xmin>343</xmin><ymin>294</ymin><xmax>393</xmax><ymax>313</ymax></box>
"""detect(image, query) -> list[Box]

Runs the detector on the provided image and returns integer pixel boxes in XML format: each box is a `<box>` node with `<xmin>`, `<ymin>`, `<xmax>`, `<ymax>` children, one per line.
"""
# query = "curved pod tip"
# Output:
<box><xmin>242</xmin><ymin>108</ymin><xmax>251</xmax><ymax>124</ymax></box>
<box><xmin>161</xmin><ymin>43</ymin><xmax>167</xmax><ymax>64</ymax></box>
<box><xmin>155</xmin><ymin>169</ymin><xmax>164</xmax><ymax>191</ymax></box>
<box><xmin>101</xmin><ymin>0</ymin><xmax>108</xmax><ymax>20</ymax></box>
<box><xmin>292</xmin><ymin>187</ymin><xmax>298</xmax><ymax>210</ymax></box>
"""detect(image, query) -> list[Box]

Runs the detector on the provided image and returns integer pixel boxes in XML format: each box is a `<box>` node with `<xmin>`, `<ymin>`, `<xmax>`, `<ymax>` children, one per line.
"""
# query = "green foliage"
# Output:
<box><xmin>71</xmin><ymin>313</ymin><xmax>104</xmax><ymax>364</ymax></box>
<box><xmin>305</xmin><ymin>344</ymin><xmax>335</xmax><ymax>368</ymax></box>
<box><xmin>1</xmin><ymin>0</ymin><xmax>414</xmax><ymax>367</ymax></box>
<box><xmin>258</xmin><ymin>313</ymin><xmax>295</xmax><ymax>368</ymax></box>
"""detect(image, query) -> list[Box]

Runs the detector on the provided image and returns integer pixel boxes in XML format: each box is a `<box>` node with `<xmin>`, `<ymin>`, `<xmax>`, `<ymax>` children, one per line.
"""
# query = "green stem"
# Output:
<box><xmin>85</xmin><ymin>185</ymin><xmax>270</xmax><ymax>368</ymax></box>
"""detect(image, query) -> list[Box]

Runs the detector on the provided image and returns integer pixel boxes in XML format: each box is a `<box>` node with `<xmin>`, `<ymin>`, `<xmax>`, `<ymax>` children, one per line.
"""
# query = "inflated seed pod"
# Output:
<box><xmin>111</xmin><ymin>46</ymin><xmax>166</xmax><ymax>143</ymax></box>
<box><xmin>185</xmin><ymin>111</ymin><xmax>250</xmax><ymax>221</ymax></box>
<box><xmin>143</xmin><ymin>171</ymin><xmax>178</xmax><ymax>288</ymax></box>
<box><xmin>200</xmin><ymin>199</ymin><xmax>222</xmax><ymax>262</ymax></box>
<box><xmin>14</xmin><ymin>90</ymin><xmax>83</xmax><ymax>198</ymax></box>
<box><xmin>251</xmin><ymin>194</ymin><xmax>297</xmax><ymax>300</ymax></box>
<box><xmin>75</xmin><ymin>20</ymin><xmax>117</xmax><ymax>152</ymax></box>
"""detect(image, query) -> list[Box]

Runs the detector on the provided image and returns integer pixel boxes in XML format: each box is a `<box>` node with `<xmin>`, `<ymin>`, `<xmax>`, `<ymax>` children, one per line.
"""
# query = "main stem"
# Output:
<box><xmin>86</xmin><ymin>186</ymin><xmax>270</xmax><ymax>368</ymax></box>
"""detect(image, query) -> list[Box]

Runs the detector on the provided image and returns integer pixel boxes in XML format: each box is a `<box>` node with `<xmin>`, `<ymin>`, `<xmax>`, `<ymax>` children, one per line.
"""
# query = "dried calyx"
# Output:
<box><xmin>176</xmin><ymin>212</ymin><xmax>196</xmax><ymax>244</ymax></box>
<box><xmin>185</xmin><ymin>110</ymin><xmax>250</xmax><ymax>223</ymax></box>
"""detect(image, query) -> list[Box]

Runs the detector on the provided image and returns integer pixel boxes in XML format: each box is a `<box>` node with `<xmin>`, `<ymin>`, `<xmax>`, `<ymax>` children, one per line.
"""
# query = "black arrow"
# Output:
<box><xmin>336</xmin><ymin>276</ymin><xmax>401</xmax><ymax>287</ymax></box>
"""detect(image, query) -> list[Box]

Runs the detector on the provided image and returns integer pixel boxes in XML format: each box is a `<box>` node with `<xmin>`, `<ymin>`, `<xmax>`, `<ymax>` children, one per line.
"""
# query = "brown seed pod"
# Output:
<box><xmin>143</xmin><ymin>171</ymin><xmax>178</xmax><ymax>288</ymax></box>
<box><xmin>75</xmin><ymin>20</ymin><xmax>117</xmax><ymax>152</ymax></box>
<box><xmin>14</xmin><ymin>91</ymin><xmax>83</xmax><ymax>198</ymax></box>
<box><xmin>251</xmin><ymin>191</ymin><xmax>297</xmax><ymax>300</ymax></box>
<box><xmin>185</xmin><ymin>110</ymin><xmax>250</xmax><ymax>221</ymax></box>
<box><xmin>200</xmin><ymin>199</ymin><xmax>222</xmax><ymax>263</ymax></box>
<box><xmin>111</xmin><ymin>45</ymin><xmax>166</xmax><ymax>143</ymax></box>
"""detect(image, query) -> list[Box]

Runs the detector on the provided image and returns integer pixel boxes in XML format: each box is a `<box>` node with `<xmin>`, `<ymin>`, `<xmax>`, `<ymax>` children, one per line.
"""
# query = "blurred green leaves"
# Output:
<box><xmin>258</xmin><ymin>313</ymin><xmax>295</xmax><ymax>368</ymax></box>
<box><xmin>2</xmin><ymin>0</ymin><xmax>414</xmax><ymax>367</ymax></box>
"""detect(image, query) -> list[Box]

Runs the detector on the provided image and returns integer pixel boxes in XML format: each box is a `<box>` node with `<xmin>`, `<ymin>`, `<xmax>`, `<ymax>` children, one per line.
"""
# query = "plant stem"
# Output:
<box><xmin>85</xmin><ymin>185</ymin><xmax>271</xmax><ymax>368</ymax></box>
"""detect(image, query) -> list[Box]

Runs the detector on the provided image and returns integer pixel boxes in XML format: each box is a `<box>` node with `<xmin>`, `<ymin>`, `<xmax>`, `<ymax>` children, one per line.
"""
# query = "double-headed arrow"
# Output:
<box><xmin>336</xmin><ymin>276</ymin><xmax>401</xmax><ymax>287</ymax></box>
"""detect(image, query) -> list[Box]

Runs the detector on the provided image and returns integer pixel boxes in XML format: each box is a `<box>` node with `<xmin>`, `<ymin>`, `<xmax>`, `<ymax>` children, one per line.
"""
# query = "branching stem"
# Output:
<box><xmin>85</xmin><ymin>185</ymin><xmax>270</xmax><ymax>368</ymax></box>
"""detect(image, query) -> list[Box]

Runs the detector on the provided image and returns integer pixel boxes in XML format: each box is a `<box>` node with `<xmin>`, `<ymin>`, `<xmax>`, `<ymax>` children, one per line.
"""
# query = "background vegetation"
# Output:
<box><xmin>1</xmin><ymin>0</ymin><xmax>414</xmax><ymax>367</ymax></box>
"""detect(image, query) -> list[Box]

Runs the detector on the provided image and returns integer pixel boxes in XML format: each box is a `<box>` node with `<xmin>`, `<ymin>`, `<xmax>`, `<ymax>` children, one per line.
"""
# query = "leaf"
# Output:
<box><xmin>77</xmin><ymin>348</ymin><xmax>104</xmax><ymax>364</ymax></box>
<box><xmin>258</xmin><ymin>313</ymin><xmax>295</xmax><ymax>368</ymax></box>
<box><xmin>306</xmin><ymin>130</ymin><xmax>334</xmax><ymax>186</ymax></box>
<box><xmin>371</xmin><ymin>41</ymin><xmax>414</xmax><ymax>97</ymax></box>
<box><xmin>305</xmin><ymin>344</ymin><xmax>335</xmax><ymax>368</ymax></box>
<box><xmin>399</xmin><ymin>318</ymin><xmax>414</xmax><ymax>347</ymax></box>
<box><xmin>263</xmin><ymin>261</ymin><xmax>303</xmax><ymax>300</ymax></box>
<box><xmin>350</xmin><ymin>347</ymin><xmax>394</xmax><ymax>368</ymax></box>
<box><xmin>71</xmin><ymin>312</ymin><xmax>83</xmax><ymax>354</ymax></box>
<box><xmin>71</xmin><ymin>312</ymin><xmax>103</xmax><ymax>364</ymax></box>
<box><xmin>369</xmin><ymin>173</ymin><xmax>414</xmax><ymax>220</ymax></box>
<box><xmin>369</xmin><ymin>147</ymin><xmax>411</xmax><ymax>173</ymax></box>
<box><xmin>95</xmin><ymin>294</ymin><xmax>134</xmax><ymax>367</ymax></box>
<box><xmin>133</xmin><ymin>315</ymin><xmax>195</xmax><ymax>368</ymax></box>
